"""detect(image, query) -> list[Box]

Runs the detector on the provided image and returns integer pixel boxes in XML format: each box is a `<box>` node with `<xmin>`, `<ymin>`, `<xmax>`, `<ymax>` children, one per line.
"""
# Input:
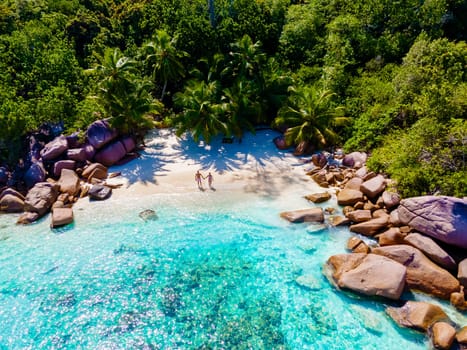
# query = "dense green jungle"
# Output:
<box><xmin>0</xmin><ymin>0</ymin><xmax>466</xmax><ymax>197</ymax></box>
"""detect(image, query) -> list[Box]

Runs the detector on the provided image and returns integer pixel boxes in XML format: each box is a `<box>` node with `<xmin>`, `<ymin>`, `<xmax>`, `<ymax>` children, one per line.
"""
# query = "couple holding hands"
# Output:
<box><xmin>195</xmin><ymin>170</ymin><xmax>214</xmax><ymax>190</ymax></box>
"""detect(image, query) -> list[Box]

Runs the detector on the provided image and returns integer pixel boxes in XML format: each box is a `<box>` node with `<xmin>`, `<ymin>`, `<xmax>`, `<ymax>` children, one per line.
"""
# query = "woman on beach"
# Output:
<box><xmin>205</xmin><ymin>172</ymin><xmax>213</xmax><ymax>189</ymax></box>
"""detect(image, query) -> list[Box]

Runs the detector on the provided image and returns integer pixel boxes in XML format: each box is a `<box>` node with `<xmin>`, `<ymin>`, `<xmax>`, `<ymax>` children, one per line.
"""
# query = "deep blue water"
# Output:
<box><xmin>0</xmin><ymin>191</ymin><xmax>431</xmax><ymax>349</ymax></box>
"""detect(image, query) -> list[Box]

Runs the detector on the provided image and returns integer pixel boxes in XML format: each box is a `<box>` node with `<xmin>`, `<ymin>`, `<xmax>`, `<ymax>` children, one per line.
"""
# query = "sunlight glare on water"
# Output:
<box><xmin>0</xmin><ymin>190</ymin><xmax>428</xmax><ymax>349</ymax></box>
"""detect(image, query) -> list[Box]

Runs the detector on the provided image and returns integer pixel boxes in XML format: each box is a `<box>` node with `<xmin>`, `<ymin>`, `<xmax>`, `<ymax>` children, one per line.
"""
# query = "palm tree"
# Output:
<box><xmin>87</xmin><ymin>48</ymin><xmax>161</xmax><ymax>141</ymax></box>
<box><xmin>88</xmin><ymin>48</ymin><xmax>138</xmax><ymax>99</ymax></box>
<box><xmin>142</xmin><ymin>30</ymin><xmax>187</xmax><ymax>101</ymax></box>
<box><xmin>273</xmin><ymin>85</ymin><xmax>349</xmax><ymax>154</ymax></box>
<box><xmin>173</xmin><ymin>80</ymin><xmax>228</xmax><ymax>144</ymax></box>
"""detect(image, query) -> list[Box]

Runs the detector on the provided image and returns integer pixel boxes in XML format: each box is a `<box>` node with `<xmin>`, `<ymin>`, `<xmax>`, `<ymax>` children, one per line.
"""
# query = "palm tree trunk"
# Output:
<box><xmin>208</xmin><ymin>0</ymin><xmax>216</xmax><ymax>28</ymax></box>
<box><xmin>161</xmin><ymin>80</ymin><xmax>168</xmax><ymax>101</ymax></box>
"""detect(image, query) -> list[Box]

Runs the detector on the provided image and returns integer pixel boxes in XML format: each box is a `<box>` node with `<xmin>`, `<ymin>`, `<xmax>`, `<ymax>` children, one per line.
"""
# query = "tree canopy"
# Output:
<box><xmin>0</xmin><ymin>0</ymin><xmax>465</xmax><ymax>196</ymax></box>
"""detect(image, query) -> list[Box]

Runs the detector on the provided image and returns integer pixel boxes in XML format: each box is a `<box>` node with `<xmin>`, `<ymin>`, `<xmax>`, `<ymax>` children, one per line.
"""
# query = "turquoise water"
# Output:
<box><xmin>0</xmin><ymin>190</ymin><xmax>429</xmax><ymax>349</ymax></box>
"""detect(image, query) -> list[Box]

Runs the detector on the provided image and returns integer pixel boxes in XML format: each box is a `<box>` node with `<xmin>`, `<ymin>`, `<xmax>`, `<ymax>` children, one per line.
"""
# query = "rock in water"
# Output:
<box><xmin>139</xmin><ymin>209</ymin><xmax>158</xmax><ymax>221</ymax></box>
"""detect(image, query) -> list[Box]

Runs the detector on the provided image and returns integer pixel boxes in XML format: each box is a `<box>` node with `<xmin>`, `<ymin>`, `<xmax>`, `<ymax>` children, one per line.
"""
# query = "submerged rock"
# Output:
<box><xmin>139</xmin><ymin>209</ymin><xmax>158</xmax><ymax>221</ymax></box>
<box><xmin>386</xmin><ymin>301</ymin><xmax>449</xmax><ymax>331</ymax></box>
<box><xmin>296</xmin><ymin>275</ymin><xmax>323</xmax><ymax>290</ymax></box>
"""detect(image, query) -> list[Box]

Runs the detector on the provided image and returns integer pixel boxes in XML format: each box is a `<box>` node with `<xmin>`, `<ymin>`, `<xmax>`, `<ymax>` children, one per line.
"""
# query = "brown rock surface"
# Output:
<box><xmin>430</xmin><ymin>322</ymin><xmax>456</xmax><ymax>350</ymax></box>
<box><xmin>378</xmin><ymin>227</ymin><xmax>407</xmax><ymax>246</ymax></box>
<box><xmin>304</xmin><ymin>192</ymin><xmax>331</xmax><ymax>203</ymax></box>
<box><xmin>372</xmin><ymin>245</ymin><xmax>460</xmax><ymax>299</ymax></box>
<box><xmin>382</xmin><ymin>190</ymin><xmax>401</xmax><ymax>210</ymax></box>
<box><xmin>58</xmin><ymin>169</ymin><xmax>81</xmax><ymax>196</ymax></box>
<box><xmin>82</xmin><ymin>163</ymin><xmax>108</xmax><ymax>181</ymax></box>
<box><xmin>403</xmin><ymin>232</ymin><xmax>456</xmax><ymax>270</ymax></box>
<box><xmin>325</xmin><ymin>253</ymin><xmax>406</xmax><ymax>300</ymax></box>
<box><xmin>350</xmin><ymin>217</ymin><xmax>389</xmax><ymax>236</ymax></box>
<box><xmin>344</xmin><ymin>177</ymin><xmax>363</xmax><ymax>191</ymax></box>
<box><xmin>329</xmin><ymin>215</ymin><xmax>350</xmax><ymax>227</ymax></box>
<box><xmin>23</xmin><ymin>182</ymin><xmax>59</xmax><ymax>217</ymax></box>
<box><xmin>280</xmin><ymin>208</ymin><xmax>324</xmax><ymax>223</ymax></box>
<box><xmin>51</xmin><ymin>207</ymin><xmax>74</xmax><ymax>228</ymax></box>
<box><xmin>457</xmin><ymin>326</ymin><xmax>467</xmax><ymax>345</ymax></box>
<box><xmin>360</xmin><ymin>175</ymin><xmax>386</xmax><ymax>199</ymax></box>
<box><xmin>386</xmin><ymin>301</ymin><xmax>449</xmax><ymax>331</ymax></box>
<box><xmin>346</xmin><ymin>209</ymin><xmax>372</xmax><ymax>223</ymax></box>
<box><xmin>0</xmin><ymin>188</ymin><xmax>25</xmax><ymax>212</ymax></box>
<box><xmin>337</xmin><ymin>189</ymin><xmax>364</xmax><ymax>206</ymax></box>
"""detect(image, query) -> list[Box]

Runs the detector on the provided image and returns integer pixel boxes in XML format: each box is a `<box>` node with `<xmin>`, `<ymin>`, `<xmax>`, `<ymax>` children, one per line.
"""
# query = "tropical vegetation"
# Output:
<box><xmin>0</xmin><ymin>0</ymin><xmax>465</xmax><ymax>196</ymax></box>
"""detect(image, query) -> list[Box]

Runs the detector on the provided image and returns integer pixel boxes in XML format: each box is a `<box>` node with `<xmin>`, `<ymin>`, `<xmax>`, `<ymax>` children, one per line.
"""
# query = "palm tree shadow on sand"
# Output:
<box><xmin>109</xmin><ymin>128</ymin><xmax>306</xmax><ymax>197</ymax></box>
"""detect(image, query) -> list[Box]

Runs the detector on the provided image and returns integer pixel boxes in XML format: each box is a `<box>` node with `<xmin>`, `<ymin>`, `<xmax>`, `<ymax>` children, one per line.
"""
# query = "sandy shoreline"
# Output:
<box><xmin>106</xmin><ymin>128</ymin><xmax>323</xmax><ymax>200</ymax></box>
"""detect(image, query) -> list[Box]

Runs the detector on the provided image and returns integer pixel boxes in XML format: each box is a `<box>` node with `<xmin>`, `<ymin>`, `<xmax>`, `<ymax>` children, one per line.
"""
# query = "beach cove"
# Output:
<box><xmin>0</xmin><ymin>129</ymin><xmax>464</xmax><ymax>349</ymax></box>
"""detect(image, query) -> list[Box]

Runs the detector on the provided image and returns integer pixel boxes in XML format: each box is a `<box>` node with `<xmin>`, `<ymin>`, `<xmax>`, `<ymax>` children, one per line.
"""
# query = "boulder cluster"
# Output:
<box><xmin>280</xmin><ymin>151</ymin><xmax>467</xmax><ymax>350</ymax></box>
<box><xmin>0</xmin><ymin>120</ymin><xmax>135</xmax><ymax>227</ymax></box>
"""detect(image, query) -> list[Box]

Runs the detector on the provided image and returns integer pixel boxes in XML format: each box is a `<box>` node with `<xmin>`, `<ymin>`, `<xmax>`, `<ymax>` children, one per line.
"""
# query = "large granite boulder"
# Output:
<box><xmin>24</xmin><ymin>162</ymin><xmax>47</xmax><ymax>189</ymax></box>
<box><xmin>53</xmin><ymin>160</ymin><xmax>76</xmax><ymax>178</ymax></box>
<box><xmin>360</xmin><ymin>175</ymin><xmax>386</xmax><ymax>199</ymax></box>
<box><xmin>51</xmin><ymin>207</ymin><xmax>74</xmax><ymax>228</ymax></box>
<box><xmin>386</xmin><ymin>301</ymin><xmax>449</xmax><ymax>331</ymax></box>
<box><xmin>350</xmin><ymin>216</ymin><xmax>389</xmax><ymax>236</ymax></box>
<box><xmin>403</xmin><ymin>232</ymin><xmax>456</xmax><ymax>271</ymax></box>
<box><xmin>67</xmin><ymin>148</ymin><xmax>87</xmax><ymax>162</ymax></box>
<box><xmin>342</xmin><ymin>152</ymin><xmax>367</xmax><ymax>168</ymax></box>
<box><xmin>86</xmin><ymin>119</ymin><xmax>118</xmax><ymax>150</ymax></box>
<box><xmin>23</xmin><ymin>182</ymin><xmax>59</xmax><ymax>217</ymax></box>
<box><xmin>0</xmin><ymin>188</ymin><xmax>25</xmax><ymax>213</ymax></box>
<box><xmin>430</xmin><ymin>322</ymin><xmax>456</xmax><ymax>350</ymax></box>
<box><xmin>396</xmin><ymin>196</ymin><xmax>467</xmax><ymax>249</ymax></box>
<box><xmin>325</xmin><ymin>253</ymin><xmax>406</xmax><ymax>300</ymax></box>
<box><xmin>372</xmin><ymin>245</ymin><xmax>460</xmax><ymax>299</ymax></box>
<box><xmin>337</xmin><ymin>189</ymin><xmax>364</xmax><ymax>206</ymax></box>
<box><xmin>280</xmin><ymin>208</ymin><xmax>324</xmax><ymax>223</ymax></box>
<box><xmin>121</xmin><ymin>136</ymin><xmax>136</xmax><ymax>153</ymax></box>
<box><xmin>94</xmin><ymin>140</ymin><xmax>127</xmax><ymax>166</ymax></box>
<box><xmin>459</xmin><ymin>259</ymin><xmax>467</xmax><ymax>288</ymax></box>
<box><xmin>57</xmin><ymin>169</ymin><xmax>80</xmax><ymax>196</ymax></box>
<box><xmin>40</xmin><ymin>135</ymin><xmax>68</xmax><ymax>161</ymax></box>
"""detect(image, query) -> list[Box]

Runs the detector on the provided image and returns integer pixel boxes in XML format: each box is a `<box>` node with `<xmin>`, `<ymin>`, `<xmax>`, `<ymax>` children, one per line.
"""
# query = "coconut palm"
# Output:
<box><xmin>173</xmin><ymin>80</ymin><xmax>228</xmax><ymax>144</ymax></box>
<box><xmin>87</xmin><ymin>48</ymin><xmax>161</xmax><ymax>140</ymax></box>
<box><xmin>142</xmin><ymin>30</ymin><xmax>187</xmax><ymax>101</ymax></box>
<box><xmin>273</xmin><ymin>85</ymin><xmax>349</xmax><ymax>154</ymax></box>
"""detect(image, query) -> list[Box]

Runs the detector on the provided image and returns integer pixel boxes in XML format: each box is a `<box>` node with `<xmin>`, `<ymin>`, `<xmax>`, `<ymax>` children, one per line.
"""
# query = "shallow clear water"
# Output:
<box><xmin>0</xmin><ymin>190</ymin><xmax>429</xmax><ymax>349</ymax></box>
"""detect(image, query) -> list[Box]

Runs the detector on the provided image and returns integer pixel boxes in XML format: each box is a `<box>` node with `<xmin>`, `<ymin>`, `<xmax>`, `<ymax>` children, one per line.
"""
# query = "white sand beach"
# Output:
<box><xmin>106</xmin><ymin>128</ymin><xmax>324</xmax><ymax>200</ymax></box>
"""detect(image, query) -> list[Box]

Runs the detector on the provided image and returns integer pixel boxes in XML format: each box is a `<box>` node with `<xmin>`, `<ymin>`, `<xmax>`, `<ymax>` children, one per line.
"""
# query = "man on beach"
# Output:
<box><xmin>195</xmin><ymin>170</ymin><xmax>203</xmax><ymax>188</ymax></box>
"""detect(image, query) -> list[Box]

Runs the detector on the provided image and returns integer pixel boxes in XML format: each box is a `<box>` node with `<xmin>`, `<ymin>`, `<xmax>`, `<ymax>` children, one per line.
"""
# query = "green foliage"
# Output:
<box><xmin>367</xmin><ymin>117</ymin><xmax>467</xmax><ymax>197</ymax></box>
